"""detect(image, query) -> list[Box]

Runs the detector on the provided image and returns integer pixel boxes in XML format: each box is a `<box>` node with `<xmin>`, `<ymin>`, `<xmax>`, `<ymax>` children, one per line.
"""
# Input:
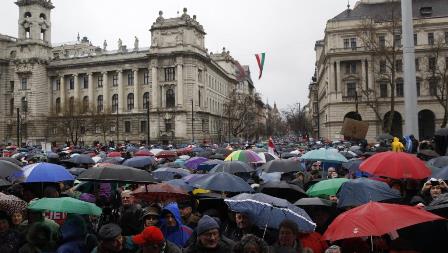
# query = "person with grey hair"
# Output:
<box><xmin>118</xmin><ymin>190</ymin><xmax>143</xmax><ymax>236</ymax></box>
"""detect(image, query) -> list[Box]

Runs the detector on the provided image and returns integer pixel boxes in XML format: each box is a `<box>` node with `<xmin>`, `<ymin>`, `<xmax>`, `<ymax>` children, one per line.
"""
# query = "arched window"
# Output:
<box><xmin>127</xmin><ymin>93</ymin><xmax>134</xmax><ymax>111</ymax></box>
<box><xmin>166</xmin><ymin>89</ymin><xmax>175</xmax><ymax>108</ymax></box>
<box><xmin>39</xmin><ymin>13</ymin><xmax>46</xmax><ymax>20</ymax></box>
<box><xmin>24</xmin><ymin>12</ymin><xmax>32</xmax><ymax>18</ymax></box>
<box><xmin>82</xmin><ymin>96</ymin><xmax>89</xmax><ymax>113</ymax></box>
<box><xmin>69</xmin><ymin>97</ymin><xmax>74</xmax><ymax>112</ymax></box>
<box><xmin>143</xmin><ymin>92</ymin><xmax>150</xmax><ymax>109</ymax></box>
<box><xmin>21</xmin><ymin>97</ymin><xmax>28</xmax><ymax>113</ymax></box>
<box><xmin>97</xmin><ymin>95</ymin><xmax>103</xmax><ymax>112</ymax></box>
<box><xmin>112</xmin><ymin>94</ymin><xmax>118</xmax><ymax>113</ymax></box>
<box><xmin>55</xmin><ymin>98</ymin><xmax>61</xmax><ymax>114</ymax></box>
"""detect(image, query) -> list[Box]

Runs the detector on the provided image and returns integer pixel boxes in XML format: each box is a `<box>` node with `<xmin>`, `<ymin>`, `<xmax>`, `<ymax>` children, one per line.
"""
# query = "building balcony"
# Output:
<box><xmin>341</xmin><ymin>95</ymin><xmax>361</xmax><ymax>102</ymax></box>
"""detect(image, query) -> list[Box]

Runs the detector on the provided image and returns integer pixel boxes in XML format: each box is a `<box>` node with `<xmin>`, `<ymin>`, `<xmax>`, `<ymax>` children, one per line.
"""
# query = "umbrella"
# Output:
<box><xmin>342</xmin><ymin>159</ymin><xmax>363</xmax><ymax>173</ymax></box>
<box><xmin>0</xmin><ymin>179</ymin><xmax>12</xmax><ymax>187</ymax></box>
<box><xmin>224</xmin><ymin>193</ymin><xmax>316</xmax><ymax>232</ymax></box>
<box><xmin>183</xmin><ymin>174</ymin><xmax>208</xmax><ymax>184</ymax></box>
<box><xmin>28</xmin><ymin>197</ymin><xmax>102</xmax><ymax>216</ymax></box>
<box><xmin>197</xmin><ymin>150</ymin><xmax>214</xmax><ymax>158</ymax></box>
<box><xmin>260</xmin><ymin>160</ymin><xmax>301</xmax><ymax>173</ymax></box>
<box><xmin>0</xmin><ymin>160</ymin><xmax>22</xmax><ymax>180</ymax></box>
<box><xmin>280</xmin><ymin>153</ymin><xmax>299</xmax><ymax>159</ymax></box>
<box><xmin>126</xmin><ymin>146</ymin><xmax>138</xmax><ymax>153</ymax></box>
<box><xmin>0</xmin><ymin>157</ymin><xmax>23</xmax><ymax>166</ymax></box>
<box><xmin>209</xmin><ymin>154</ymin><xmax>226</xmax><ymax>160</ymax></box>
<box><xmin>184</xmin><ymin>157</ymin><xmax>208</xmax><ymax>170</ymax></box>
<box><xmin>68</xmin><ymin>167</ymin><xmax>87</xmax><ymax>176</ymax></box>
<box><xmin>323</xmin><ymin>202</ymin><xmax>444</xmax><ymax>242</ymax></box>
<box><xmin>192</xmin><ymin>147</ymin><xmax>205</xmax><ymax>153</ymax></box>
<box><xmin>134</xmin><ymin>149</ymin><xmax>154</xmax><ymax>157</ymax></box>
<box><xmin>359</xmin><ymin>151</ymin><xmax>431</xmax><ymax>180</ymax></box>
<box><xmin>215</xmin><ymin>148</ymin><xmax>232</xmax><ymax>155</ymax></box>
<box><xmin>252</xmin><ymin>148</ymin><xmax>268</xmax><ymax>153</ymax></box>
<box><xmin>152</xmin><ymin>167</ymin><xmax>191</xmax><ymax>181</ymax></box>
<box><xmin>376</xmin><ymin>133</ymin><xmax>393</xmax><ymax>141</ymax></box>
<box><xmin>132</xmin><ymin>183</ymin><xmax>190</xmax><ymax>202</ymax></box>
<box><xmin>301</xmin><ymin>149</ymin><xmax>348</xmax><ymax>163</ymax></box>
<box><xmin>225</xmin><ymin>150</ymin><xmax>263</xmax><ymax>163</ymax></box>
<box><xmin>259</xmin><ymin>181</ymin><xmax>308</xmax><ymax>202</ymax></box>
<box><xmin>432</xmin><ymin>166</ymin><xmax>448</xmax><ymax>180</ymax></box>
<box><xmin>210</xmin><ymin>161</ymin><xmax>254</xmax><ymax>174</ymax></box>
<box><xmin>166</xmin><ymin>179</ymin><xmax>195</xmax><ymax>192</ymax></box>
<box><xmin>156</xmin><ymin>150</ymin><xmax>178</xmax><ymax>159</ymax></box>
<box><xmin>68</xmin><ymin>154</ymin><xmax>95</xmax><ymax>165</ymax></box>
<box><xmin>197</xmin><ymin>159</ymin><xmax>224</xmax><ymax>171</ymax></box>
<box><xmin>98</xmin><ymin>157</ymin><xmax>124</xmax><ymax>164</ymax></box>
<box><xmin>306</xmin><ymin>178</ymin><xmax>349</xmax><ymax>197</ymax></box>
<box><xmin>428</xmin><ymin>156</ymin><xmax>448</xmax><ymax>168</ymax></box>
<box><xmin>417</xmin><ymin>149</ymin><xmax>440</xmax><ymax>160</ymax></box>
<box><xmin>77</xmin><ymin>164</ymin><xmax>156</xmax><ymax>183</ymax></box>
<box><xmin>0</xmin><ymin>192</ymin><xmax>27</xmax><ymax>215</ymax></box>
<box><xmin>107</xmin><ymin>151</ymin><xmax>122</xmax><ymax>158</ymax></box>
<box><xmin>337</xmin><ymin>178</ymin><xmax>401</xmax><ymax>208</ymax></box>
<box><xmin>20</xmin><ymin>163</ymin><xmax>74</xmax><ymax>183</ymax></box>
<box><xmin>193</xmin><ymin>172</ymin><xmax>254</xmax><ymax>193</ymax></box>
<box><xmin>258</xmin><ymin>152</ymin><xmax>278</xmax><ymax>163</ymax></box>
<box><xmin>150</xmin><ymin>149</ymin><xmax>164</xmax><ymax>156</ymax></box>
<box><xmin>122</xmin><ymin>156</ymin><xmax>156</xmax><ymax>168</ymax></box>
<box><xmin>294</xmin><ymin>197</ymin><xmax>334</xmax><ymax>207</ymax></box>
<box><xmin>339</xmin><ymin>151</ymin><xmax>358</xmax><ymax>160</ymax></box>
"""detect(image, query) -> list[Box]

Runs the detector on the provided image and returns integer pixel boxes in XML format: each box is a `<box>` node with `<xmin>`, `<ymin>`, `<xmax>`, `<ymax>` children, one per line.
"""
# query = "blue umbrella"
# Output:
<box><xmin>225</xmin><ymin>193</ymin><xmax>316</xmax><ymax>232</ymax></box>
<box><xmin>122</xmin><ymin>156</ymin><xmax>156</xmax><ymax>168</ymax></box>
<box><xmin>68</xmin><ymin>154</ymin><xmax>95</xmax><ymax>165</ymax></box>
<box><xmin>20</xmin><ymin>163</ymin><xmax>74</xmax><ymax>183</ymax></box>
<box><xmin>184</xmin><ymin>157</ymin><xmax>208</xmax><ymax>170</ymax></box>
<box><xmin>197</xmin><ymin>159</ymin><xmax>224</xmax><ymax>171</ymax></box>
<box><xmin>153</xmin><ymin>167</ymin><xmax>191</xmax><ymax>181</ymax></box>
<box><xmin>192</xmin><ymin>147</ymin><xmax>205</xmax><ymax>153</ymax></box>
<box><xmin>166</xmin><ymin>179</ymin><xmax>194</xmax><ymax>192</ymax></box>
<box><xmin>337</xmin><ymin>178</ymin><xmax>401</xmax><ymax>208</ymax></box>
<box><xmin>193</xmin><ymin>172</ymin><xmax>254</xmax><ymax>193</ymax></box>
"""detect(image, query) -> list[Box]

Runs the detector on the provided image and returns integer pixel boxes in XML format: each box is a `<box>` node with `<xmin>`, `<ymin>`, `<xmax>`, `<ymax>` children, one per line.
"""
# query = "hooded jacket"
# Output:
<box><xmin>160</xmin><ymin>203</ymin><xmax>192</xmax><ymax>248</ymax></box>
<box><xmin>56</xmin><ymin>215</ymin><xmax>88</xmax><ymax>253</ymax></box>
<box><xmin>391</xmin><ymin>137</ymin><xmax>404</xmax><ymax>152</ymax></box>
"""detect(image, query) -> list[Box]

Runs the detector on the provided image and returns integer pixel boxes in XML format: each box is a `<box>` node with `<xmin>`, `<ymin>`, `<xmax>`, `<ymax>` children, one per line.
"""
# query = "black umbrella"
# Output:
<box><xmin>0</xmin><ymin>161</ymin><xmax>22</xmax><ymax>179</ymax></box>
<box><xmin>193</xmin><ymin>172</ymin><xmax>254</xmax><ymax>193</ymax></box>
<box><xmin>279</xmin><ymin>153</ymin><xmax>299</xmax><ymax>159</ymax></box>
<box><xmin>98</xmin><ymin>157</ymin><xmax>123</xmax><ymax>164</ymax></box>
<box><xmin>417</xmin><ymin>149</ymin><xmax>440</xmax><ymax>161</ymax></box>
<box><xmin>197</xmin><ymin>150</ymin><xmax>214</xmax><ymax>158</ymax></box>
<box><xmin>68</xmin><ymin>154</ymin><xmax>95</xmax><ymax>165</ymax></box>
<box><xmin>68</xmin><ymin>167</ymin><xmax>87</xmax><ymax>176</ymax></box>
<box><xmin>432</xmin><ymin>167</ymin><xmax>448</xmax><ymax>180</ymax></box>
<box><xmin>0</xmin><ymin>179</ymin><xmax>12</xmax><ymax>187</ymax></box>
<box><xmin>339</xmin><ymin>151</ymin><xmax>357</xmax><ymax>160</ymax></box>
<box><xmin>342</xmin><ymin>159</ymin><xmax>363</xmax><ymax>173</ymax></box>
<box><xmin>0</xmin><ymin>157</ymin><xmax>22</xmax><ymax>166</ymax></box>
<box><xmin>259</xmin><ymin>181</ymin><xmax>307</xmax><ymax>203</ymax></box>
<box><xmin>215</xmin><ymin>148</ymin><xmax>231</xmax><ymax>155</ymax></box>
<box><xmin>77</xmin><ymin>164</ymin><xmax>156</xmax><ymax>183</ymax></box>
<box><xmin>209</xmin><ymin>154</ymin><xmax>226</xmax><ymax>160</ymax></box>
<box><xmin>294</xmin><ymin>197</ymin><xmax>334</xmax><ymax>207</ymax></box>
<box><xmin>428</xmin><ymin>156</ymin><xmax>448</xmax><ymax>168</ymax></box>
<box><xmin>260</xmin><ymin>160</ymin><xmax>301</xmax><ymax>173</ymax></box>
<box><xmin>210</xmin><ymin>161</ymin><xmax>254</xmax><ymax>174</ymax></box>
<box><xmin>376</xmin><ymin>133</ymin><xmax>393</xmax><ymax>141</ymax></box>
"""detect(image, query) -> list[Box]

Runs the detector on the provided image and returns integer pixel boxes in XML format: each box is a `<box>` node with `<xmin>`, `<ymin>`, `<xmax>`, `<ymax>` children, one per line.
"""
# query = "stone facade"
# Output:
<box><xmin>0</xmin><ymin>2</ymin><xmax>259</xmax><ymax>146</ymax></box>
<box><xmin>309</xmin><ymin>0</ymin><xmax>448</xmax><ymax>142</ymax></box>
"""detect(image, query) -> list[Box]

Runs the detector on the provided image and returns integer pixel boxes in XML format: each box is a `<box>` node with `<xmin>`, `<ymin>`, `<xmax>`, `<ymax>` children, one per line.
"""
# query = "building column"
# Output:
<box><xmin>88</xmin><ymin>73</ymin><xmax>94</xmax><ymax>108</ymax></box>
<box><xmin>336</xmin><ymin>61</ymin><xmax>341</xmax><ymax>95</ymax></box>
<box><xmin>48</xmin><ymin>77</ymin><xmax>53</xmax><ymax>114</ymax></box>
<box><xmin>176</xmin><ymin>63</ymin><xmax>183</xmax><ymax>108</ymax></box>
<box><xmin>161</xmin><ymin>85</ymin><xmax>166</xmax><ymax>108</ymax></box>
<box><xmin>151</xmin><ymin>67</ymin><xmax>158</xmax><ymax>108</ymax></box>
<box><xmin>328</xmin><ymin>61</ymin><xmax>334</xmax><ymax>93</ymax></box>
<box><xmin>102</xmin><ymin>72</ymin><xmax>109</xmax><ymax>110</ymax></box>
<box><xmin>73</xmin><ymin>74</ymin><xmax>79</xmax><ymax>102</ymax></box>
<box><xmin>368</xmin><ymin>58</ymin><xmax>374</xmax><ymax>91</ymax></box>
<box><xmin>133</xmin><ymin>69</ymin><xmax>139</xmax><ymax>112</ymax></box>
<box><xmin>60</xmin><ymin>75</ymin><xmax>65</xmax><ymax>110</ymax></box>
<box><xmin>361</xmin><ymin>59</ymin><xmax>366</xmax><ymax>91</ymax></box>
<box><xmin>117</xmin><ymin>70</ymin><xmax>123</xmax><ymax>113</ymax></box>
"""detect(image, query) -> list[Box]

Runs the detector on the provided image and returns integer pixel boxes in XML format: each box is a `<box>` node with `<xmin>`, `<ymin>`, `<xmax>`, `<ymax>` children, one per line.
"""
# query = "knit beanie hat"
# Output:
<box><xmin>196</xmin><ymin>215</ymin><xmax>219</xmax><ymax>235</ymax></box>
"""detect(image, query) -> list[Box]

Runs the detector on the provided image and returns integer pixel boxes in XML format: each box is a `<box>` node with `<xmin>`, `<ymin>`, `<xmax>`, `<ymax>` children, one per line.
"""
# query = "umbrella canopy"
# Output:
<box><xmin>166</xmin><ymin>179</ymin><xmax>195</xmax><ymax>192</ymax></box>
<box><xmin>156</xmin><ymin>150</ymin><xmax>178</xmax><ymax>159</ymax></box>
<box><xmin>339</xmin><ymin>151</ymin><xmax>358</xmax><ymax>160</ymax></box>
<box><xmin>342</xmin><ymin>159</ymin><xmax>363</xmax><ymax>173</ymax></box>
<box><xmin>323</xmin><ymin>202</ymin><xmax>444</xmax><ymax>242</ymax></box>
<box><xmin>359</xmin><ymin>151</ymin><xmax>431</xmax><ymax>180</ymax></box>
<box><xmin>20</xmin><ymin>163</ymin><xmax>74</xmax><ymax>183</ymax></box>
<box><xmin>98</xmin><ymin>157</ymin><xmax>124</xmax><ymax>164</ymax></box>
<box><xmin>224</xmin><ymin>193</ymin><xmax>316</xmax><ymax>232</ymax></box>
<box><xmin>77</xmin><ymin>164</ymin><xmax>156</xmax><ymax>183</ymax></box>
<box><xmin>432</xmin><ymin>166</ymin><xmax>448</xmax><ymax>180</ymax></box>
<box><xmin>210</xmin><ymin>161</ymin><xmax>254</xmax><ymax>174</ymax></box>
<box><xmin>68</xmin><ymin>167</ymin><xmax>87</xmax><ymax>176</ymax></box>
<box><xmin>0</xmin><ymin>157</ymin><xmax>23</xmax><ymax>166</ymax></box>
<box><xmin>132</xmin><ymin>183</ymin><xmax>190</xmax><ymax>202</ymax></box>
<box><xmin>225</xmin><ymin>150</ymin><xmax>263</xmax><ymax>163</ymax></box>
<box><xmin>428</xmin><ymin>156</ymin><xmax>448</xmax><ymax>168</ymax></box>
<box><xmin>152</xmin><ymin>167</ymin><xmax>191</xmax><ymax>181</ymax></box>
<box><xmin>215</xmin><ymin>148</ymin><xmax>232</xmax><ymax>155</ymax></box>
<box><xmin>193</xmin><ymin>172</ymin><xmax>254</xmax><ymax>193</ymax></box>
<box><xmin>0</xmin><ymin>179</ymin><xmax>12</xmax><ymax>187</ymax></box>
<box><xmin>183</xmin><ymin>174</ymin><xmax>208</xmax><ymax>184</ymax></box>
<box><xmin>197</xmin><ymin>150</ymin><xmax>214</xmax><ymax>158</ymax></box>
<box><xmin>134</xmin><ymin>149</ymin><xmax>154</xmax><ymax>157</ymax></box>
<box><xmin>258</xmin><ymin>152</ymin><xmax>278</xmax><ymax>163</ymax></box>
<box><xmin>28</xmin><ymin>197</ymin><xmax>102</xmax><ymax>216</ymax></box>
<box><xmin>418</xmin><ymin>149</ymin><xmax>440</xmax><ymax>160</ymax></box>
<box><xmin>260</xmin><ymin>159</ymin><xmax>301</xmax><ymax>173</ymax></box>
<box><xmin>184</xmin><ymin>157</ymin><xmax>209</xmax><ymax>170</ymax></box>
<box><xmin>301</xmin><ymin>149</ymin><xmax>348</xmax><ymax>163</ymax></box>
<box><xmin>0</xmin><ymin>192</ymin><xmax>27</xmax><ymax>215</ymax></box>
<box><xmin>306</xmin><ymin>178</ymin><xmax>349</xmax><ymax>198</ymax></box>
<box><xmin>122</xmin><ymin>156</ymin><xmax>156</xmax><ymax>168</ymax></box>
<box><xmin>376</xmin><ymin>133</ymin><xmax>394</xmax><ymax>141</ymax></box>
<box><xmin>197</xmin><ymin>159</ymin><xmax>224</xmax><ymax>171</ymax></box>
<box><xmin>68</xmin><ymin>154</ymin><xmax>95</xmax><ymax>165</ymax></box>
<box><xmin>259</xmin><ymin>181</ymin><xmax>307</xmax><ymax>203</ymax></box>
<box><xmin>337</xmin><ymin>178</ymin><xmax>401</xmax><ymax>208</ymax></box>
<box><xmin>107</xmin><ymin>151</ymin><xmax>122</xmax><ymax>158</ymax></box>
<box><xmin>150</xmin><ymin>149</ymin><xmax>164</xmax><ymax>156</ymax></box>
<box><xmin>294</xmin><ymin>197</ymin><xmax>334</xmax><ymax>207</ymax></box>
<box><xmin>0</xmin><ymin>160</ymin><xmax>22</xmax><ymax>180</ymax></box>
<box><xmin>209</xmin><ymin>153</ymin><xmax>226</xmax><ymax>160</ymax></box>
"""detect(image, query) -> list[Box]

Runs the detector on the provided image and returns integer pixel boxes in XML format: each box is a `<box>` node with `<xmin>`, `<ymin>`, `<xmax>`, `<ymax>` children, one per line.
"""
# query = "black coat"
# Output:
<box><xmin>183</xmin><ymin>238</ymin><xmax>234</xmax><ymax>253</ymax></box>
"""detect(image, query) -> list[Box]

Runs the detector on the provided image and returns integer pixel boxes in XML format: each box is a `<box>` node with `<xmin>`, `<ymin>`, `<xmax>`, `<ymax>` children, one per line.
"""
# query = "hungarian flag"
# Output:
<box><xmin>268</xmin><ymin>136</ymin><xmax>276</xmax><ymax>155</ymax></box>
<box><xmin>255</xmin><ymin>53</ymin><xmax>266</xmax><ymax>79</ymax></box>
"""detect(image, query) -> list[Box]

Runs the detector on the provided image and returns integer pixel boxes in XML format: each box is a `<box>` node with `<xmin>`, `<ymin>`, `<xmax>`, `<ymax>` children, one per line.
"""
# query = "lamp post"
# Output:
<box><xmin>191</xmin><ymin>99</ymin><xmax>194</xmax><ymax>144</ymax></box>
<box><xmin>115</xmin><ymin>106</ymin><xmax>119</xmax><ymax>147</ymax></box>
<box><xmin>146</xmin><ymin>102</ymin><xmax>150</xmax><ymax>146</ymax></box>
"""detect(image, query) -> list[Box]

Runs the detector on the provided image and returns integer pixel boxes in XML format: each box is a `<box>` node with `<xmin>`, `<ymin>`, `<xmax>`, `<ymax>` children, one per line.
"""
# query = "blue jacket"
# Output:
<box><xmin>56</xmin><ymin>215</ymin><xmax>88</xmax><ymax>253</ymax></box>
<box><xmin>160</xmin><ymin>203</ymin><xmax>192</xmax><ymax>248</ymax></box>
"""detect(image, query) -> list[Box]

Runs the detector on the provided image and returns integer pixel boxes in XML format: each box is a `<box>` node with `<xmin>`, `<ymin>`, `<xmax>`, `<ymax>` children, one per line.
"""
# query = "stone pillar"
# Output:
<box><xmin>336</xmin><ymin>61</ymin><xmax>341</xmax><ymax>94</ymax></box>
<box><xmin>102</xmin><ymin>72</ymin><xmax>109</xmax><ymax>110</ymax></box>
<box><xmin>161</xmin><ymin>85</ymin><xmax>166</xmax><ymax>108</ymax></box>
<box><xmin>361</xmin><ymin>60</ymin><xmax>366</xmax><ymax>91</ymax></box>
<box><xmin>73</xmin><ymin>74</ymin><xmax>79</xmax><ymax>102</ymax></box>
<box><xmin>193</xmin><ymin>67</ymin><xmax>199</xmax><ymax>107</ymax></box>
<box><xmin>176</xmin><ymin>63</ymin><xmax>183</xmax><ymax>108</ymax></box>
<box><xmin>88</xmin><ymin>73</ymin><xmax>94</xmax><ymax>108</ymax></box>
<box><xmin>368</xmin><ymin>58</ymin><xmax>374</xmax><ymax>91</ymax></box>
<box><xmin>117</xmin><ymin>70</ymin><xmax>123</xmax><ymax>113</ymax></box>
<box><xmin>60</xmin><ymin>75</ymin><xmax>65</xmax><ymax>110</ymax></box>
<box><xmin>133</xmin><ymin>69</ymin><xmax>139</xmax><ymax>112</ymax></box>
<box><xmin>328</xmin><ymin>61</ymin><xmax>334</xmax><ymax>92</ymax></box>
<box><xmin>151</xmin><ymin>67</ymin><xmax>158</xmax><ymax>108</ymax></box>
<box><xmin>48</xmin><ymin>77</ymin><xmax>53</xmax><ymax>114</ymax></box>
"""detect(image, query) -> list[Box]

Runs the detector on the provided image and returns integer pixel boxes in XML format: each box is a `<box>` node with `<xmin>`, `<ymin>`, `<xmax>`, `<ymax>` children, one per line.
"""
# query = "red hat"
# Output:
<box><xmin>132</xmin><ymin>226</ymin><xmax>164</xmax><ymax>245</ymax></box>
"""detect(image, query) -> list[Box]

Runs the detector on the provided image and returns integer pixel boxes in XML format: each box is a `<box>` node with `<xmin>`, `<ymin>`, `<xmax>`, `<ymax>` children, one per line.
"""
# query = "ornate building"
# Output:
<box><xmin>0</xmin><ymin>0</ymin><xmax>259</xmax><ymax>146</ymax></box>
<box><xmin>309</xmin><ymin>0</ymin><xmax>448</xmax><ymax>142</ymax></box>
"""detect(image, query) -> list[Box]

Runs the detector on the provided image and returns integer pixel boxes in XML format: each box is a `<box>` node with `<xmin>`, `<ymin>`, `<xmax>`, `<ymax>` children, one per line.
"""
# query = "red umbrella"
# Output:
<box><xmin>323</xmin><ymin>202</ymin><xmax>444</xmax><ymax>242</ymax></box>
<box><xmin>156</xmin><ymin>150</ymin><xmax>178</xmax><ymax>159</ymax></box>
<box><xmin>359</xmin><ymin>151</ymin><xmax>431</xmax><ymax>179</ymax></box>
<box><xmin>134</xmin><ymin>150</ymin><xmax>154</xmax><ymax>157</ymax></box>
<box><xmin>132</xmin><ymin>183</ymin><xmax>190</xmax><ymax>202</ymax></box>
<box><xmin>107</xmin><ymin>151</ymin><xmax>122</xmax><ymax>158</ymax></box>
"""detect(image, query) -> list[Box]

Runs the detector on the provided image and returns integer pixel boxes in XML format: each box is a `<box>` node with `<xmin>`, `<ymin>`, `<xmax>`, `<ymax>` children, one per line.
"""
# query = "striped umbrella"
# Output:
<box><xmin>225</xmin><ymin>150</ymin><xmax>263</xmax><ymax>163</ymax></box>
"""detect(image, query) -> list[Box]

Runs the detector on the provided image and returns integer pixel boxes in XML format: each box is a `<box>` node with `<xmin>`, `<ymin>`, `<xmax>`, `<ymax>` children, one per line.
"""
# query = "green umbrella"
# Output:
<box><xmin>306</xmin><ymin>178</ymin><xmax>350</xmax><ymax>197</ymax></box>
<box><xmin>301</xmin><ymin>149</ymin><xmax>348</xmax><ymax>163</ymax></box>
<box><xmin>28</xmin><ymin>197</ymin><xmax>102</xmax><ymax>216</ymax></box>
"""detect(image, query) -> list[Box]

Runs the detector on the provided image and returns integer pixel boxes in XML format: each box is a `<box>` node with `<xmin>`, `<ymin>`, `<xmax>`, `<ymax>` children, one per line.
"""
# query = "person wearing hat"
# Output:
<box><xmin>159</xmin><ymin>203</ymin><xmax>192</xmax><ymax>248</ymax></box>
<box><xmin>183</xmin><ymin>215</ymin><xmax>234</xmax><ymax>253</ymax></box>
<box><xmin>178</xmin><ymin>201</ymin><xmax>201</xmax><ymax>229</ymax></box>
<box><xmin>132</xmin><ymin>226</ymin><xmax>181</xmax><ymax>253</ymax></box>
<box><xmin>142</xmin><ymin>206</ymin><xmax>161</xmax><ymax>228</ymax></box>
<box><xmin>91</xmin><ymin>223</ymin><xmax>124</xmax><ymax>253</ymax></box>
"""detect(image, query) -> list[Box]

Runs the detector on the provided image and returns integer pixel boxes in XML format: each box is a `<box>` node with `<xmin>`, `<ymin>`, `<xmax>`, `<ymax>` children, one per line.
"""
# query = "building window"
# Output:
<box><xmin>9</xmin><ymin>98</ymin><xmax>14</xmax><ymax>116</ymax></box>
<box><xmin>140</xmin><ymin>121</ymin><xmax>147</xmax><ymax>133</ymax></box>
<box><xmin>112</xmin><ymin>94</ymin><xmax>118</xmax><ymax>112</ymax></box>
<box><xmin>350</xmin><ymin>38</ymin><xmax>357</xmax><ymax>50</ymax></box>
<box><xmin>378</xmin><ymin>35</ymin><xmax>386</xmax><ymax>48</ymax></box>
<box><xmin>127</xmin><ymin>72</ymin><xmax>134</xmax><ymax>86</ymax></box>
<box><xmin>345</xmin><ymin>62</ymin><xmax>357</xmax><ymax>74</ymax></box>
<box><xmin>83</xmin><ymin>75</ymin><xmax>88</xmax><ymax>89</ymax></box>
<box><xmin>346</xmin><ymin>82</ymin><xmax>357</xmax><ymax>97</ymax></box>
<box><xmin>416</xmin><ymin>79</ymin><xmax>421</xmax><ymax>97</ymax></box>
<box><xmin>166</xmin><ymin>89</ymin><xmax>175</xmax><ymax>108</ymax></box>
<box><xmin>429</xmin><ymin>57</ymin><xmax>436</xmax><ymax>72</ymax></box>
<box><xmin>379</xmin><ymin>60</ymin><xmax>387</xmax><ymax>73</ymax></box>
<box><xmin>69</xmin><ymin>77</ymin><xmax>74</xmax><ymax>90</ymax></box>
<box><xmin>127</xmin><ymin>93</ymin><xmax>134</xmax><ymax>111</ymax></box>
<box><xmin>20</xmin><ymin>97</ymin><xmax>27</xmax><ymax>113</ymax></box>
<box><xmin>394</xmin><ymin>34</ymin><xmax>401</xmax><ymax>47</ymax></box>
<box><xmin>428</xmin><ymin>32</ymin><xmax>434</xmax><ymax>45</ymax></box>
<box><xmin>414</xmin><ymin>33</ymin><xmax>418</xmax><ymax>45</ymax></box>
<box><xmin>124</xmin><ymin>121</ymin><xmax>131</xmax><ymax>133</ymax></box>
<box><xmin>143</xmin><ymin>70</ymin><xmax>150</xmax><ymax>85</ymax></box>
<box><xmin>10</xmin><ymin>81</ymin><xmax>14</xmax><ymax>92</ymax></box>
<box><xmin>82</xmin><ymin>96</ymin><xmax>89</xmax><ymax>113</ymax></box>
<box><xmin>112</xmin><ymin>74</ymin><xmax>118</xmax><ymax>87</ymax></box>
<box><xmin>198</xmin><ymin>69</ymin><xmax>203</xmax><ymax>83</ymax></box>
<box><xmin>55</xmin><ymin>98</ymin><xmax>61</xmax><ymax>113</ymax></box>
<box><xmin>343</xmin><ymin>38</ymin><xmax>349</xmax><ymax>49</ymax></box>
<box><xmin>396</xmin><ymin>80</ymin><xmax>404</xmax><ymax>97</ymax></box>
<box><xmin>21</xmin><ymin>78</ymin><xmax>27</xmax><ymax>90</ymax></box>
<box><xmin>415</xmin><ymin>58</ymin><xmax>420</xmax><ymax>71</ymax></box>
<box><xmin>98</xmin><ymin>75</ymin><xmax>103</xmax><ymax>88</ymax></box>
<box><xmin>395</xmin><ymin>59</ymin><xmax>402</xmax><ymax>72</ymax></box>
<box><xmin>380</xmin><ymin>82</ymin><xmax>388</xmax><ymax>98</ymax></box>
<box><xmin>429</xmin><ymin>79</ymin><xmax>438</xmax><ymax>96</ymax></box>
<box><xmin>198</xmin><ymin>90</ymin><xmax>201</xmax><ymax>107</ymax></box>
<box><xmin>164</xmin><ymin>67</ymin><xmax>175</xmax><ymax>81</ymax></box>
<box><xmin>143</xmin><ymin>92</ymin><xmax>150</xmax><ymax>109</ymax></box>
<box><xmin>97</xmin><ymin>95</ymin><xmax>103</xmax><ymax>112</ymax></box>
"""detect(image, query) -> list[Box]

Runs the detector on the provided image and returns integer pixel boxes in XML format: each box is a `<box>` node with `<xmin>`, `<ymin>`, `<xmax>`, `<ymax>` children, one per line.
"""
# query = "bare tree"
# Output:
<box><xmin>282</xmin><ymin>103</ymin><xmax>311</xmax><ymax>136</ymax></box>
<box><xmin>223</xmin><ymin>90</ymin><xmax>257</xmax><ymax>138</ymax></box>
<box><xmin>90</xmin><ymin>106</ymin><xmax>115</xmax><ymax>145</ymax></box>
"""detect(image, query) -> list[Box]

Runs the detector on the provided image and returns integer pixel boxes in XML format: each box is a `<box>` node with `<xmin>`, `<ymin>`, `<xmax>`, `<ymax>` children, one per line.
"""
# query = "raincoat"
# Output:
<box><xmin>160</xmin><ymin>203</ymin><xmax>193</xmax><ymax>248</ymax></box>
<box><xmin>391</xmin><ymin>137</ymin><xmax>404</xmax><ymax>152</ymax></box>
<box><xmin>56</xmin><ymin>215</ymin><xmax>88</xmax><ymax>253</ymax></box>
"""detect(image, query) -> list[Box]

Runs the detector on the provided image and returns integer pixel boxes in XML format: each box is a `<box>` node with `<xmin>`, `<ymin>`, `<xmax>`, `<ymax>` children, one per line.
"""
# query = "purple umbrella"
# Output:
<box><xmin>183</xmin><ymin>174</ymin><xmax>208</xmax><ymax>183</ymax></box>
<box><xmin>184</xmin><ymin>157</ymin><xmax>208</xmax><ymax>170</ymax></box>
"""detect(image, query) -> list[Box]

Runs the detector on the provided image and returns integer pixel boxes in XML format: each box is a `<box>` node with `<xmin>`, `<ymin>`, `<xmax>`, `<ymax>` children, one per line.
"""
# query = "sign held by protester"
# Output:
<box><xmin>340</xmin><ymin>118</ymin><xmax>369</xmax><ymax>140</ymax></box>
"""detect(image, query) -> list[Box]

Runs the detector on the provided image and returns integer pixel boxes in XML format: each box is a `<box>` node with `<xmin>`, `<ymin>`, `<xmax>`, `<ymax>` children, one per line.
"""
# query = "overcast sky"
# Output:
<box><xmin>1</xmin><ymin>0</ymin><xmax>350</xmax><ymax>110</ymax></box>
